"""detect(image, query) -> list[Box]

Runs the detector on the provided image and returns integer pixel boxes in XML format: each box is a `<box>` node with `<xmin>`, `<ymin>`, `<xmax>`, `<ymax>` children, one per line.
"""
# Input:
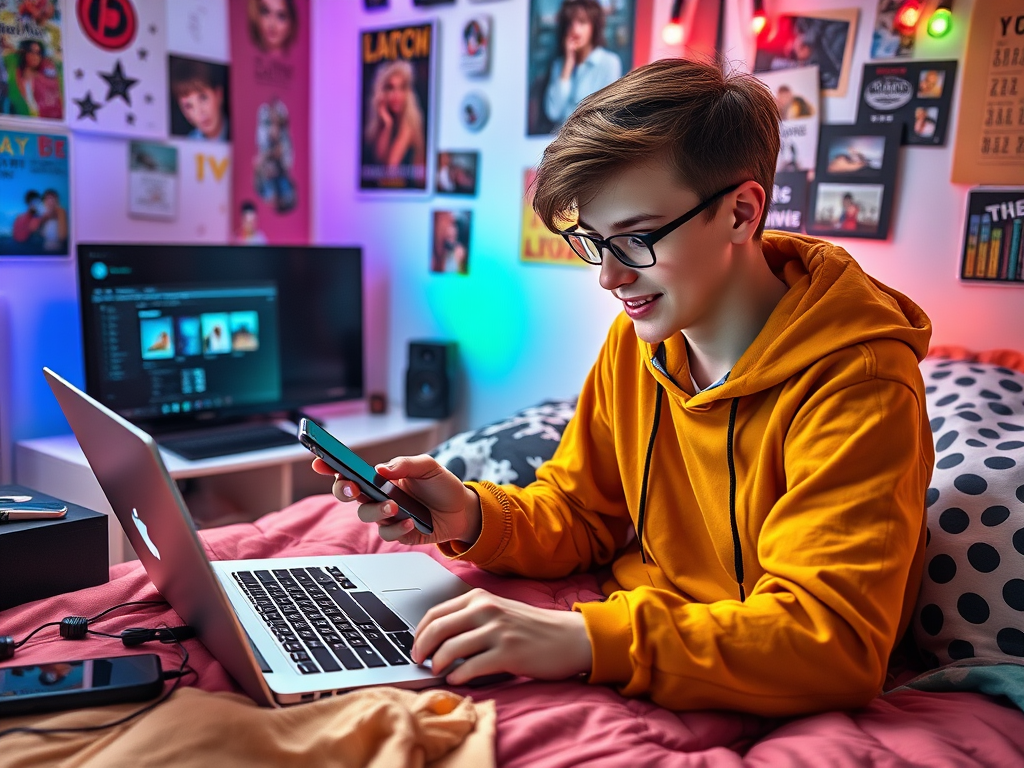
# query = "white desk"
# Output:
<box><xmin>15</xmin><ymin>405</ymin><xmax>452</xmax><ymax>564</ymax></box>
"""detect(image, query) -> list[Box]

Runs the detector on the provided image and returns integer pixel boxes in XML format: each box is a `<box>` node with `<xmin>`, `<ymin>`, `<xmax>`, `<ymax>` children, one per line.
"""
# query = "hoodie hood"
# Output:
<box><xmin>641</xmin><ymin>232</ymin><xmax>933</xmax><ymax>400</ymax></box>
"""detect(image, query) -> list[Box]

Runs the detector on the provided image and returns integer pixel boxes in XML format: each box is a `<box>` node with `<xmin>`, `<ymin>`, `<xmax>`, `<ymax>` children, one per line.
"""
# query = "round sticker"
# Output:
<box><xmin>460</xmin><ymin>92</ymin><xmax>490</xmax><ymax>132</ymax></box>
<box><xmin>77</xmin><ymin>0</ymin><xmax>138</xmax><ymax>51</ymax></box>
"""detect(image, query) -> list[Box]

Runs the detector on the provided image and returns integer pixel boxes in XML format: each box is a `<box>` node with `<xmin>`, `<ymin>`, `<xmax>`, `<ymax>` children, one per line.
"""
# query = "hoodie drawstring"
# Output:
<box><xmin>726</xmin><ymin>397</ymin><xmax>745</xmax><ymax>602</ymax></box>
<box><xmin>636</xmin><ymin>380</ymin><xmax>664</xmax><ymax>564</ymax></box>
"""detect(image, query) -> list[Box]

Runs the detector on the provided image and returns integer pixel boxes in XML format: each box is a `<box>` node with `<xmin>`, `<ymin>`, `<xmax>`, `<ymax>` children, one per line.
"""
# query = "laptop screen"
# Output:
<box><xmin>78</xmin><ymin>244</ymin><xmax>363</xmax><ymax>432</ymax></box>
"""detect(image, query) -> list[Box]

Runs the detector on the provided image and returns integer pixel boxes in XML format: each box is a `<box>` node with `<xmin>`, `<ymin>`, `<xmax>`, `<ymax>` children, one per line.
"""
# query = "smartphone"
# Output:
<box><xmin>0</xmin><ymin>654</ymin><xmax>163</xmax><ymax>717</ymax></box>
<box><xmin>0</xmin><ymin>501</ymin><xmax>68</xmax><ymax>521</ymax></box>
<box><xmin>297</xmin><ymin>418</ymin><xmax>434</xmax><ymax>535</ymax></box>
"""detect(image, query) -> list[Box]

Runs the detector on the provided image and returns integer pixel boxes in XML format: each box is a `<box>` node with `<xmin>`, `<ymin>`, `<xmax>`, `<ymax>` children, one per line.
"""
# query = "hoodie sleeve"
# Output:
<box><xmin>576</xmin><ymin>369</ymin><xmax>933</xmax><ymax>716</ymax></box>
<box><xmin>437</xmin><ymin>327</ymin><xmax>634</xmax><ymax>577</ymax></box>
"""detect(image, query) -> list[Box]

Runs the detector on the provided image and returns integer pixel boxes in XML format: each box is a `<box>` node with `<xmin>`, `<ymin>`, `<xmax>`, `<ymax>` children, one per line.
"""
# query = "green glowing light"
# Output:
<box><xmin>927</xmin><ymin>8</ymin><xmax>952</xmax><ymax>38</ymax></box>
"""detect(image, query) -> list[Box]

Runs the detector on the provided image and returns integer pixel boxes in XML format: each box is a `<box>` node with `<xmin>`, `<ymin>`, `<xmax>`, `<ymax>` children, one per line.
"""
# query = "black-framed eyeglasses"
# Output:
<box><xmin>559</xmin><ymin>182</ymin><xmax>741</xmax><ymax>268</ymax></box>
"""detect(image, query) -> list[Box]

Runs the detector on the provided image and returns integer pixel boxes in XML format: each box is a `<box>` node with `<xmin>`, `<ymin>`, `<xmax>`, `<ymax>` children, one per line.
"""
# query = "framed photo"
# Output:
<box><xmin>128</xmin><ymin>141</ymin><xmax>179</xmax><ymax>221</ymax></box>
<box><xmin>431</xmin><ymin>210</ymin><xmax>471</xmax><ymax>274</ymax></box>
<box><xmin>436</xmin><ymin>151</ymin><xmax>479</xmax><ymax>196</ymax></box>
<box><xmin>0</xmin><ymin>129</ymin><xmax>70</xmax><ymax>257</ymax></box>
<box><xmin>959</xmin><ymin>188</ymin><xmax>1024</xmax><ymax>284</ymax></box>
<box><xmin>358</xmin><ymin>22</ymin><xmax>436</xmax><ymax>193</ymax></box>
<box><xmin>806</xmin><ymin>123</ymin><xmax>901</xmax><ymax>240</ymax></box>
<box><xmin>169</xmin><ymin>55</ymin><xmax>231</xmax><ymax>142</ymax></box>
<box><xmin>871</xmin><ymin>0</ymin><xmax>914</xmax><ymax>59</ymax></box>
<box><xmin>857</xmin><ymin>61</ymin><xmax>957</xmax><ymax>146</ymax></box>
<box><xmin>754</xmin><ymin>8</ymin><xmax>859</xmax><ymax>97</ymax></box>
<box><xmin>526</xmin><ymin>0</ymin><xmax>635</xmax><ymax>136</ymax></box>
<box><xmin>461</xmin><ymin>16</ymin><xmax>492</xmax><ymax>76</ymax></box>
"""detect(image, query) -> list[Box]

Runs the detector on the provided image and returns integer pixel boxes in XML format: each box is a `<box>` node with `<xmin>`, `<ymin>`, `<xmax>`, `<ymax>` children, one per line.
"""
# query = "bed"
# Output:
<box><xmin>2</xmin><ymin>348</ymin><xmax>1024</xmax><ymax>766</ymax></box>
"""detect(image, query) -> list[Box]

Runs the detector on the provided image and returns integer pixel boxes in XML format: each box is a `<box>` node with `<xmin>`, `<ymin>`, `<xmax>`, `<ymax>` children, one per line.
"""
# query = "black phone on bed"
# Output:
<box><xmin>297</xmin><ymin>418</ymin><xmax>435</xmax><ymax>535</ymax></box>
<box><xmin>0</xmin><ymin>654</ymin><xmax>163</xmax><ymax>717</ymax></box>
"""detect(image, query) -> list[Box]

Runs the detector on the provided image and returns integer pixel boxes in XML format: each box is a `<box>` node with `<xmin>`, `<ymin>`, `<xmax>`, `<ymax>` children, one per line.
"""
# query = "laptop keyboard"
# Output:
<box><xmin>232</xmin><ymin>566</ymin><xmax>415</xmax><ymax>675</ymax></box>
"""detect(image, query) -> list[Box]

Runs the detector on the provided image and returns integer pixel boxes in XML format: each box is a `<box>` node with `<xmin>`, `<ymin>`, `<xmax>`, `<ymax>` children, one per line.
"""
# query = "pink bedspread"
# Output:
<box><xmin>4</xmin><ymin>495</ymin><xmax>1024</xmax><ymax>766</ymax></box>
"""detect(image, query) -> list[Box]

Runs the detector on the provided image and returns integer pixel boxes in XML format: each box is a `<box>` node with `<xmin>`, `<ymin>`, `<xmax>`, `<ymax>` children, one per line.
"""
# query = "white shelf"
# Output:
<box><xmin>15</xmin><ymin>406</ymin><xmax>452</xmax><ymax>565</ymax></box>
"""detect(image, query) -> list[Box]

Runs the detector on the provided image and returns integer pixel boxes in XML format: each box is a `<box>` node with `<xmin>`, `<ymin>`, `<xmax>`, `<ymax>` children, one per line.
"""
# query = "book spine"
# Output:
<box><xmin>1008</xmin><ymin>218</ymin><xmax>1023</xmax><ymax>282</ymax></box>
<box><xmin>976</xmin><ymin>214</ymin><xmax>992</xmax><ymax>278</ymax></box>
<box><xmin>988</xmin><ymin>225</ymin><xmax>1003</xmax><ymax>279</ymax></box>
<box><xmin>964</xmin><ymin>214</ymin><xmax>981</xmax><ymax>278</ymax></box>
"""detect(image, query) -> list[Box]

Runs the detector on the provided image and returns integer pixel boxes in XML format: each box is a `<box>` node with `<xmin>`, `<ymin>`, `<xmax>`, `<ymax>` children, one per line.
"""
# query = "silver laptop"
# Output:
<box><xmin>44</xmin><ymin>367</ymin><xmax>471</xmax><ymax>706</ymax></box>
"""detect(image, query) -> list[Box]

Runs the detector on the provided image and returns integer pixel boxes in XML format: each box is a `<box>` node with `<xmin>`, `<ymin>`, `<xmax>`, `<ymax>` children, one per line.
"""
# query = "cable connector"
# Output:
<box><xmin>0</xmin><ymin>636</ymin><xmax>14</xmax><ymax>661</ymax></box>
<box><xmin>120</xmin><ymin>626</ymin><xmax>196</xmax><ymax>647</ymax></box>
<box><xmin>59</xmin><ymin>616</ymin><xmax>89</xmax><ymax>640</ymax></box>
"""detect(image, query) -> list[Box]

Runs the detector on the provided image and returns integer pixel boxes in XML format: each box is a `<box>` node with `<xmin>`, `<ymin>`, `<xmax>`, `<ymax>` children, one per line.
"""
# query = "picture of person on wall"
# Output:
<box><xmin>252</xmin><ymin>98</ymin><xmax>296</xmax><ymax>212</ymax></box>
<box><xmin>247</xmin><ymin>0</ymin><xmax>297</xmax><ymax>56</ymax></box>
<box><xmin>359</xmin><ymin>22</ymin><xmax>433</xmax><ymax>191</ymax></box>
<box><xmin>169</xmin><ymin>56</ymin><xmax>231</xmax><ymax>141</ymax></box>
<box><xmin>4</xmin><ymin>38</ymin><xmax>62</xmax><ymax>119</ymax></box>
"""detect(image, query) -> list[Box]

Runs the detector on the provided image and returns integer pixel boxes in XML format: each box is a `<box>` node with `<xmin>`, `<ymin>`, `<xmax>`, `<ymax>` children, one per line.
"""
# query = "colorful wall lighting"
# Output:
<box><xmin>662</xmin><ymin>0</ymin><xmax>687</xmax><ymax>46</ymax></box>
<box><xmin>893</xmin><ymin>0</ymin><xmax>924</xmax><ymax>35</ymax></box>
<box><xmin>751</xmin><ymin>0</ymin><xmax>767</xmax><ymax>36</ymax></box>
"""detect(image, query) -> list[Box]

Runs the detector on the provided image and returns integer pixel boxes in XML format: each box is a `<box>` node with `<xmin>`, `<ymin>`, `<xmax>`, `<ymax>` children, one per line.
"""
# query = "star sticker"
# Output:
<box><xmin>74</xmin><ymin>68</ymin><xmax>84</xmax><ymax>79</ymax></box>
<box><xmin>99</xmin><ymin>60</ymin><xmax>139</xmax><ymax>105</ymax></box>
<box><xmin>138</xmin><ymin>48</ymin><xmax>148</xmax><ymax>60</ymax></box>
<box><xmin>144</xmin><ymin>93</ymin><xmax>153</xmax><ymax>104</ymax></box>
<box><xmin>74</xmin><ymin>91</ymin><xmax>102</xmax><ymax>121</ymax></box>
<box><xmin>149</xmin><ymin>23</ymin><xmax>157</xmax><ymax>34</ymax></box>
<box><xmin>126</xmin><ymin>113</ymin><xmax>136</xmax><ymax>125</ymax></box>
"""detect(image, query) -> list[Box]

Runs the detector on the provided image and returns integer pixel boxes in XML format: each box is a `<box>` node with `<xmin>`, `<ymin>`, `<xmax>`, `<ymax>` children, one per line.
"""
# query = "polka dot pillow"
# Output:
<box><xmin>914</xmin><ymin>357</ymin><xmax>1024</xmax><ymax>668</ymax></box>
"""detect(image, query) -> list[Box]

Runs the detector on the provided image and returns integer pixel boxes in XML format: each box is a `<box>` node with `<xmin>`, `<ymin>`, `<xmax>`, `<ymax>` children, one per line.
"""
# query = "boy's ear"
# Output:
<box><xmin>729</xmin><ymin>181</ymin><xmax>765</xmax><ymax>242</ymax></box>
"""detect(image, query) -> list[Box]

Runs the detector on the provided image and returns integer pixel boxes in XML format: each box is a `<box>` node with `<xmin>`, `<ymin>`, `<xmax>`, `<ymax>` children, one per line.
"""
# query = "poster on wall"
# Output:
<box><xmin>168</xmin><ymin>55</ymin><xmax>230</xmax><ymax>142</ymax></box>
<box><xmin>460</xmin><ymin>15</ymin><xmax>491</xmax><ymax>76</ymax></box>
<box><xmin>857</xmin><ymin>61</ymin><xmax>957</xmax><ymax>146</ymax></box>
<box><xmin>0</xmin><ymin>129</ymin><xmax>69</xmax><ymax>256</ymax></box>
<box><xmin>766</xmin><ymin>171</ymin><xmax>808</xmax><ymax>233</ymax></box>
<box><xmin>754</xmin><ymin>8</ymin><xmax>858</xmax><ymax>98</ymax></box>
<box><xmin>358</xmin><ymin>21</ymin><xmax>434</xmax><ymax>192</ymax></box>
<box><xmin>63</xmin><ymin>0</ymin><xmax>167</xmax><ymax>138</ymax></box>
<box><xmin>430</xmin><ymin>209</ymin><xmax>471</xmax><ymax>274</ymax></box>
<box><xmin>805</xmin><ymin>123</ymin><xmax>901</xmax><ymax>240</ymax></box>
<box><xmin>436</xmin><ymin>150</ymin><xmax>478</xmax><ymax>195</ymax></box>
<box><xmin>526</xmin><ymin>0</ymin><xmax>634</xmax><ymax>136</ymax></box>
<box><xmin>520</xmin><ymin>167</ymin><xmax>585</xmax><ymax>266</ymax></box>
<box><xmin>951</xmin><ymin>0</ymin><xmax>1024</xmax><ymax>185</ymax></box>
<box><xmin>128</xmin><ymin>140</ymin><xmax>177</xmax><ymax>220</ymax></box>
<box><xmin>959</xmin><ymin>188</ymin><xmax>1024</xmax><ymax>284</ymax></box>
<box><xmin>0</xmin><ymin>0</ymin><xmax>65</xmax><ymax>120</ymax></box>
<box><xmin>870</xmin><ymin>0</ymin><xmax>914</xmax><ymax>59</ymax></box>
<box><xmin>166</xmin><ymin>0</ymin><xmax>229</xmax><ymax>62</ymax></box>
<box><xmin>229</xmin><ymin>0</ymin><xmax>310</xmax><ymax>244</ymax></box>
<box><xmin>756</xmin><ymin>65</ymin><xmax>819</xmax><ymax>172</ymax></box>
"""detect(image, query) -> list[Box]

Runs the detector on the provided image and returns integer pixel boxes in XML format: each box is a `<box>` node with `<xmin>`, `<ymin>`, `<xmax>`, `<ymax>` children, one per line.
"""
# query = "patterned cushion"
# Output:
<box><xmin>430</xmin><ymin>398</ymin><xmax>577</xmax><ymax>485</ymax></box>
<box><xmin>914</xmin><ymin>357</ymin><xmax>1024</xmax><ymax>667</ymax></box>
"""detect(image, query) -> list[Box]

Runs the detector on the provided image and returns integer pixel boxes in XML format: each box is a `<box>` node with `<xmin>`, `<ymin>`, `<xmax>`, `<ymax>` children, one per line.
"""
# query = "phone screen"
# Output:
<box><xmin>298</xmin><ymin>418</ymin><xmax>434</xmax><ymax>534</ymax></box>
<box><xmin>0</xmin><ymin>661</ymin><xmax>94</xmax><ymax>697</ymax></box>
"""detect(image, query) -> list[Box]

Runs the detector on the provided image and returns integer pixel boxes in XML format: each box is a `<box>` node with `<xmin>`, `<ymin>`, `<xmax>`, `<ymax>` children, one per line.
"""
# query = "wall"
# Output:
<box><xmin>314</xmin><ymin>0</ymin><xmax>1019</xmax><ymax>435</ymax></box>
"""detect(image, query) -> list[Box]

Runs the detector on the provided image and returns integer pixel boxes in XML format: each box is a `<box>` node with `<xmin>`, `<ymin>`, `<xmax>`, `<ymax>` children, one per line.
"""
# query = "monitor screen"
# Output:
<box><xmin>77</xmin><ymin>243</ymin><xmax>363</xmax><ymax>432</ymax></box>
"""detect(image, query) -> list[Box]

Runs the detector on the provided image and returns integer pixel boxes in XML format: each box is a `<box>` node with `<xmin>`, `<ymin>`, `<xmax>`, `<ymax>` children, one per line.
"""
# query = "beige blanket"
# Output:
<box><xmin>0</xmin><ymin>686</ymin><xmax>495</xmax><ymax>768</ymax></box>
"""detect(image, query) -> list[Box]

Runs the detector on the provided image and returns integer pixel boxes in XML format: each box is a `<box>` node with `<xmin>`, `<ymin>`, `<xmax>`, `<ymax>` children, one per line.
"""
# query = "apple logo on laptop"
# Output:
<box><xmin>132</xmin><ymin>508</ymin><xmax>161</xmax><ymax>560</ymax></box>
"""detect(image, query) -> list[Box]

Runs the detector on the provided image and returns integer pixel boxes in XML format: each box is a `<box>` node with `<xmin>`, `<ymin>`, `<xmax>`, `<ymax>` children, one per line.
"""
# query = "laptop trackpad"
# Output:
<box><xmin>381</xmin><ymin>589</ymin><xmax>430</xmax><ymax>627</ymax></box>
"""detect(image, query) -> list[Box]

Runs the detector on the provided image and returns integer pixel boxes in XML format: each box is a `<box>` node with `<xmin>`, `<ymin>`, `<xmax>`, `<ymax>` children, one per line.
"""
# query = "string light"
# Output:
<box><xmin>893</xmin><ymin>0</ymin><xmax>924</xmax><ymax>36</ymax></box>
<box><xmin>751</xmin><ymin>0</ymin><xmax>767</xmax><ymax>36</ymax></box>
<box><xmin>662</xmin><ymin>0</ymin><xmax>686</xmax><ymax>46</ymax></box>
<box><xmin>926</xmin><ymin>0</ymin><xmax>953</xmax><ymax>38</ymax></box>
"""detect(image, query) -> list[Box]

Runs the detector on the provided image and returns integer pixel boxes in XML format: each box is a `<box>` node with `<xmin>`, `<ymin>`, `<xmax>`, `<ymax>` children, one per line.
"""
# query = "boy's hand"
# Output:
<box><xmin>311</xmin><ymin>454</ymin><xmax>482</xmax><ymax>547</ymax></box>
<box><xmin>410</xmin><ymin>589</ymin><xmax>593</xmax><ymax>685</ymax></box>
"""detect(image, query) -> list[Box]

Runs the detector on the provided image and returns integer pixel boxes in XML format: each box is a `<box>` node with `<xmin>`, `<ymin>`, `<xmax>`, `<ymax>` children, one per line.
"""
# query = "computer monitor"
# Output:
<box><xmin>76</xmin><ymin>243</ymin><xmax>364</xmax><ymax>434</ymax></box>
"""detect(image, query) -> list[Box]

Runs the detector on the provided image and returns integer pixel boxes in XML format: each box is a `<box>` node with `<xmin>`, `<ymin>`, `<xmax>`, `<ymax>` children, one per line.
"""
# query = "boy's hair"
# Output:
<box><xmin>170</xmin><ymin>57</ymin><xmax>225</xmax><ymax>100</ymax></box>
<box><xmin>533</xmin><ymin>58</ymin><xmax>780</xmax><ymax>238</ymax></box>
<box><xmin>24</xmin><ymin>190</ymin><xmax>40</xmax><ymax>204</ymax></box>
<box><xmin>556</xmin><ymin>0</ymin><xmax>606</xmax><ymax>55</ymax></box>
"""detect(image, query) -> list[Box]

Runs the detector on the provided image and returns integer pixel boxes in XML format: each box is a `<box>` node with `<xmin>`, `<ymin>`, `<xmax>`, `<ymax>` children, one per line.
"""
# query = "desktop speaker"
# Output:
<box><xmin>405</xmin><ymin>341</ymin><xmax>456</xmax><ymax>419</ymax></box>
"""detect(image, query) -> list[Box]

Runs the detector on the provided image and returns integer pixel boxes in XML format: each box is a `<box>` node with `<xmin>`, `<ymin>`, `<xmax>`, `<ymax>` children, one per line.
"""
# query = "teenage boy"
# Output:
<box><xmin>170</xmin><ymin>57</ymin><xmax>229</xmax><ymax>142</ymax></box>
<box><xmin>313</xmin><ymin>59</ymin><xmax>934</xmax><ymax>716</ymax></box>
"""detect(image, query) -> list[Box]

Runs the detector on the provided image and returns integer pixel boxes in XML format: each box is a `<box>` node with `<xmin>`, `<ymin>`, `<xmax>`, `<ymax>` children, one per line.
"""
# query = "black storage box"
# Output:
<box><xmin>0</xmin><ymin>484</ymin><xmax>108</xmax><ymax>612</ymax></box>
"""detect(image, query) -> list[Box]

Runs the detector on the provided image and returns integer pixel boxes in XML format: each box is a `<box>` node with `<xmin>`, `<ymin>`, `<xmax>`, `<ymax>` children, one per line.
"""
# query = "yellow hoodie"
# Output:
<box><xmin>441</xmin><ymin>233</ymin><xmax>934</xmax><ymax>716</ymax></box>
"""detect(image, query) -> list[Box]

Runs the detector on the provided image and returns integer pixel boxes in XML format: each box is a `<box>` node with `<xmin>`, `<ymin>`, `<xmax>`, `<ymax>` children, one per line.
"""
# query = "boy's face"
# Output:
<box><xmin>576</xmin><ymin>161</ymin><xmax>738</xmax><ymax>345</ymax></box>
<box><xmin>178</xmin><ymin>85</ymin><xmax>224</xmax><ymax>139</ymax></box>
